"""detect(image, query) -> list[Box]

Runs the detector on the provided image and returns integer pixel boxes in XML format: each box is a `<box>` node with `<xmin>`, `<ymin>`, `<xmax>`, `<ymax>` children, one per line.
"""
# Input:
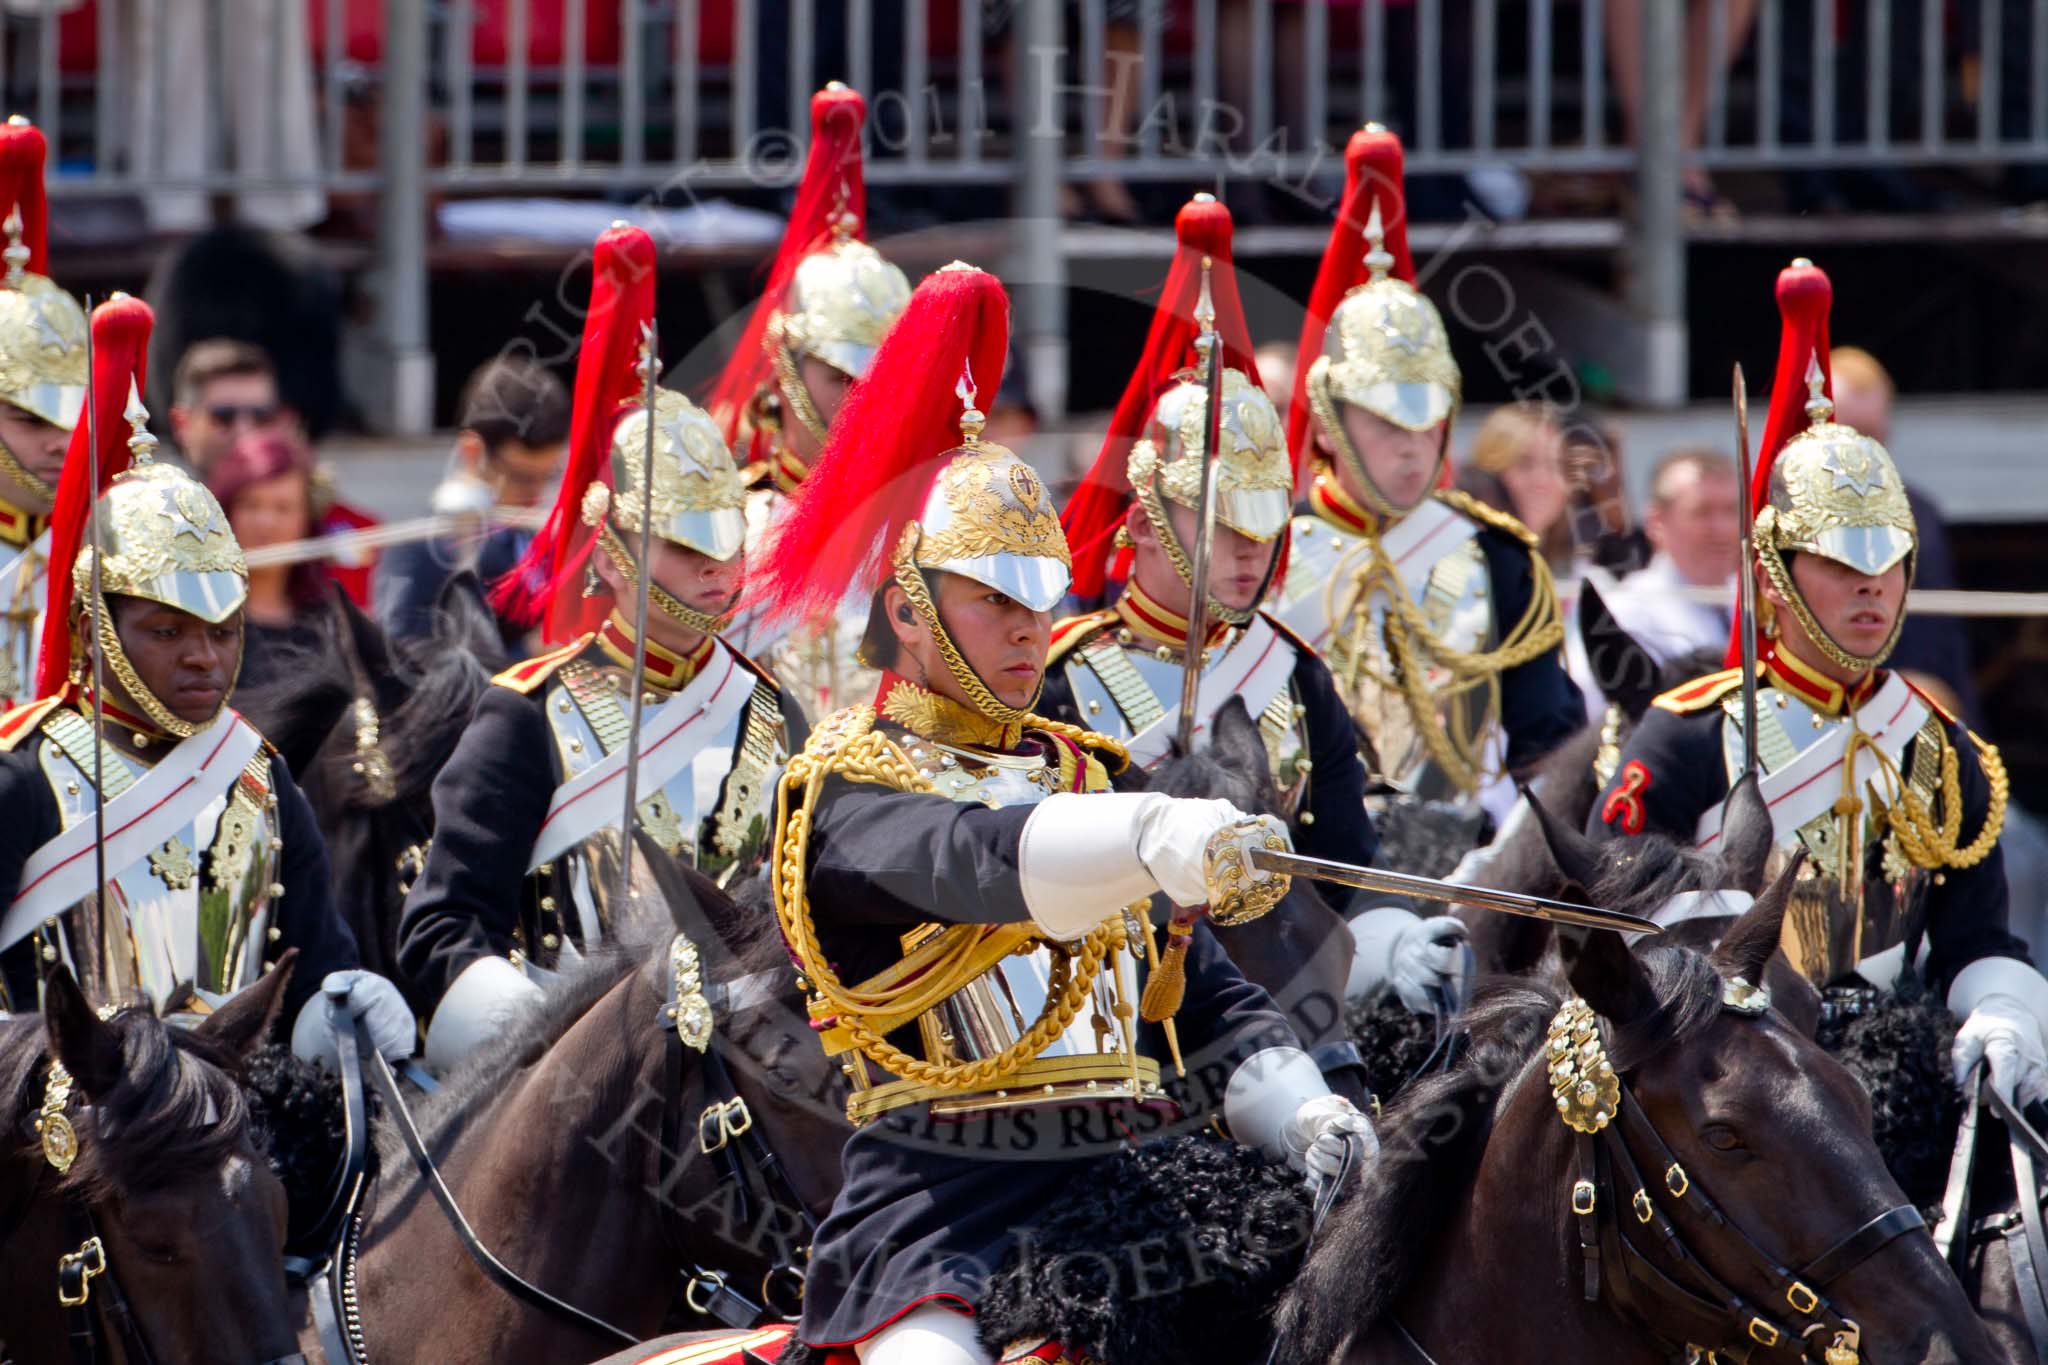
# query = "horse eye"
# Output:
<box><xmin>1701</xmin><ymin>1124</ymin><xmax>1744</xmax><ymax>1153</ymax></box>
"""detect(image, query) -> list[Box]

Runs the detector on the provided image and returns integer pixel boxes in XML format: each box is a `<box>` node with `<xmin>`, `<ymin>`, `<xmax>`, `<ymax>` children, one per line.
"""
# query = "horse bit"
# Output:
<box><xmin>1550</xmin><ymin>982</ymin><xmax>1925</xmax><ymax>1365</ymax></box>
<box><xmin>23</xmin><ymin>1055</ymin><xmax>307</xmax><ymax>1365</ymax></box>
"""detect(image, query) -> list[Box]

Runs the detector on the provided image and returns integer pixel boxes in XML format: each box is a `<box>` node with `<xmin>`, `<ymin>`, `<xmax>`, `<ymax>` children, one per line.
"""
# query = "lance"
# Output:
<box><xmin>1175</xmin><ymin>255</ymin><xmax>1225</xmax><ymax>754</ymax></box>
<box><xmin>1733</xmin><ymin>363</ymin><xmax>1759</xmax><ymax>780</ymax></box>
<box><xmin>618</xmin><ymin>320</ymin><xmax>659</xmax><ymax>906</ymax></box>
<box><xmin>1248</xmin><ymin>849</ymin><xmax>1662</xmax><ymax>936</ymax></box>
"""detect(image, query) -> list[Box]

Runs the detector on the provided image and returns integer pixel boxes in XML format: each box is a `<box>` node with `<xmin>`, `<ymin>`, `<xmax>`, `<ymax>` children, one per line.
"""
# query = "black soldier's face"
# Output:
<box><xmin>107</xmin><ymin>596</ymin><xmax>242</xmax><ymax>724</ymax></box>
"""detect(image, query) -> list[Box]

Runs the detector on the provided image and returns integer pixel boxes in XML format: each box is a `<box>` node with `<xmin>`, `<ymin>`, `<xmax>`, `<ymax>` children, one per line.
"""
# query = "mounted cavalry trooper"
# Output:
<box><xmin>1592</xmin><ymin>258</ymin><xmax>2042</xmax><ymax>1110</ymax></box>
<box><xmin>753</xmin><ymin>262</ymin><xmax>1372</xmax><ymax>1365</ymax></box>
<box><xmin>397</xmin><ymin>223</ymin><xmax>805</xmax><ymax>1071</ymax></box>
<box><xmin>1044</xmin><ymin>194</ymin><xmax>1379</xmax><ymax>1081</ymax></box>
<box><xmin>1273</xmin><ymin>127</ymin><xmax>1578</xmax><ymax>1012</ymax></box>
<box><xmin>0</xmin><ymin>117</ymin><xmax>87</xmax><ymax>708</ymax></box>
<box><xmin>0</xmin><ymin>294</ymin><xmax>406</xmax><ymax>1069</ymax></box>
<box><xmin>712</xmin><ymin>82</ymin><xmax>912</xmax><ymax>719</ymax></box>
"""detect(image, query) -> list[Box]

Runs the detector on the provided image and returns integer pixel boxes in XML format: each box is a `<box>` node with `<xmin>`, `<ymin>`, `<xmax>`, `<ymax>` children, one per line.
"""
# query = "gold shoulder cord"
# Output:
<box><xmin>1881</xmin><ymin>723</ymin><xmax>2008</xmax><ymax>873</ymax></box>
<box><xmin>770</xmin><ymin>705</ymin><xmax>1126</xmax><ymax>1093</ymax></box>
<box><xmin>1326</xmin><ymin>489</ymin><xmax>1565</xmax><ymax>792</ymax></box>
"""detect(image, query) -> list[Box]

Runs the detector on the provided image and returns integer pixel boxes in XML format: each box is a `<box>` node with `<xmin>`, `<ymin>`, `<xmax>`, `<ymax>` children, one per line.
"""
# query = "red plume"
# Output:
<box><xmin>0</xmin><ymin>118</ymin><xmax>51</xmax><ymax>277</ymax></box>
<box><xmin>34</xmin><ymin>295</ymin><xmax>153</xmax><ymax>698</ymax></box>
<box><xmin>491</xmin><ymin>223</ymin><xmax>657</xmax><ymax>643</ymax></box>
<box><xmin>1724</xmin><ymin>259</ymin><xmax>1833</xmax><ymax>668</ymax></box>
<box><xmin>706</xmin><ymin>83</ymin><xmax>870</xmax><ymax>461</ymax></box>
<box><xmin>1059</xmin><ymin>195</ymin><xmax>1262</xmax><ymax>603</ymax></box>
<box><xmin>1286</xmin><ymin>126</ymin><xmax>1414</xmax><ymax>479</ymax></box>
<box><xmin>747</xmin><ymin>265</ymin><xmax>1010</xmax><ymax>626</ymax></box>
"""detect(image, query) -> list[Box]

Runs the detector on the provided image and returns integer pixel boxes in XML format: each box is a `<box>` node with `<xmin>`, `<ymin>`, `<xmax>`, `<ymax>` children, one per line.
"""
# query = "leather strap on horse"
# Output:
<box><xmin>358</xmin><ymin>1022</ymin><xmax>640</xmax><ymax>1350</ymax></box>
<box><xmin>655</xmin><ymin>937</ymin><xmax>817</xmax><ymax>1329</ymax></box>
<box><xmin>284</xmin><ymin>987</ymin><xmax>374</xmax><ymax>1365</ymax></box>
<box><xmin>1984</xmin><ymin>1079</ymin><xmax>2048</xmax><ymax>1355</ymax></box>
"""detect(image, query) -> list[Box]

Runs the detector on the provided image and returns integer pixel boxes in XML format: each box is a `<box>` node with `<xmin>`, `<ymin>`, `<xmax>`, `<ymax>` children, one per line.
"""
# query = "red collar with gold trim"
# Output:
<box><xmin>1114</xmin><ymin>578</ymin><xmax>1229</xmax><ymax>650</ymax></box>
<box><xmin>872</xmin><ymin>671</ymin><xmax>1028</xmax><ymax>753</ymax></box>
<box><xmin>595</xmin><ymin>615</ymin><xmax>712</xmax><ymax>692</ymax></box>
<box><xmin>1308</xmin><ymin>474</ymin><xmax>1383</xmax><ymax>537</ymax></box>
<box><xmin>1762</xmin><ymin>645</ymin><xmax>1878</xmax><ymax>717</ymax></box>
<box><xmin>0</xmin><ymin>496</ymin><xmax>44</xmax><ymax>549</ymax></box>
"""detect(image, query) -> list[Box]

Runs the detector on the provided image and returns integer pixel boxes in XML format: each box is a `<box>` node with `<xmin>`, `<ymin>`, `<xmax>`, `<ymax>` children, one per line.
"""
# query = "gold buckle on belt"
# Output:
<box><xmin>698</xmin><ymin>1096</ymin><xmax>753</xmax><ymax>1154</ymax></box>
<box><xmin>1786</xmin><ymin>1281</ymin><xmax>1819</xmax><ymax>1315</ymax></box>
<box><xmin>1748</xmin><ymin>1317</ymin><xmax>1781</xmax><ymax>1348</ymax></box>
<box><xmin>57</xmin><ymin>1236</ymin><xmax>104</xmax><ymax>1307</ymax></box>
<box><xmin>1571</xmin><ymin>1180</ymin><xmax>1597</xmax><ymax>1215</ymax></box>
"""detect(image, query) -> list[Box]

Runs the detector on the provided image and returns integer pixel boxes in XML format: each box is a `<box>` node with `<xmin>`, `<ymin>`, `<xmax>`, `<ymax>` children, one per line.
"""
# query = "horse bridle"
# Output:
<box><xmin>19</xmin><ymin>1057</ymin><xmax>307</xmax><ymax>1365</ymax></box>
<box><xmin>1556</xmin><ymin>986</ymin><xmax>1925</xmax><ymax>1365</ymax></box>
<box><xmin>306</xmin><ymin>933</ymin><xmax>806</xmax><ymax>1364</ymax></box>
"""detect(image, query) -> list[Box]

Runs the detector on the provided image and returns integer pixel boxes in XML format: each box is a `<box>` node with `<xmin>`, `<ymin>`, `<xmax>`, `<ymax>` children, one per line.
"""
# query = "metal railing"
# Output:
<box><xmin>2</xmin><ymin>0</ymin><xmax>2042</xmax><ymax>429</ymax></box>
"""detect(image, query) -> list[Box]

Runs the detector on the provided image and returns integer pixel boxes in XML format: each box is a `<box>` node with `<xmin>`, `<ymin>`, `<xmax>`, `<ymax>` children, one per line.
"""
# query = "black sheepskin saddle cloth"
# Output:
<box><xmin>969</xmin><ymin>1134</ymin><xmax>1313</xmax><ymax>1365</ymax></box>
<box><xmin>1815</xmin><ymin>979</ymin><xmax>1959</xmax><ymax>1212</ymax></box>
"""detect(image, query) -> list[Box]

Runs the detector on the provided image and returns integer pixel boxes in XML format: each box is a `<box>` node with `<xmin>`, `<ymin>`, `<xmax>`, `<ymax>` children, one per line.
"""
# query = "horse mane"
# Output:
<box><xmin>1275</xmin><ymin>844</ymin><xmax>1733</xmax><ymax>1362</ymax></box>
<box><xmin>0</xmin><ymin>1010</ymin><xmax>253</xmax><ymax>1202</ymax></box>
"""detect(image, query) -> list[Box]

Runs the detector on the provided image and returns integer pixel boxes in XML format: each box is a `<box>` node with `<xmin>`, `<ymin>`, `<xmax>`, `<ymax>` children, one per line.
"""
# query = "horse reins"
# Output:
<box><xmin>316</xmin><ymin>932</ymin><xmax>809</xmax><ymax>1362</ymax></box>
<box><xmin>1932</xmin><ymin>1063</ymin><xmax>2048</xmax><ymax>1353</ymax></box>
<box><xmin>26</xmin><ymin>1054</ymin><xmax>308</xmax><ymax>1365</ymax></box>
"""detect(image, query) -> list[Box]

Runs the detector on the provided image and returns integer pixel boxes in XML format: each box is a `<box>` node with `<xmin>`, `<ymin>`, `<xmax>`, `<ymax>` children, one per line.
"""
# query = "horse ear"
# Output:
<box><xmin>193</xmin><ymin>950</ymin><xmax>297</xmax><ymax>1059</ymax></box>
<box><xmin>331</xmin><ymin>582</ymin><xmax>394</xmax><ymax>682</ymax></box>
<box><xmin>1712</xmin><ymin>849</ymin><xmax>1803</xmax><ymax>985</ymax></box>
<box><xmin>1519</xmin><ymin>784</ymin><xmax>1603</xmax><ymax>897</ymax></box>
<box><xmin>42</xmin><ymin>965</ymin><xmax>126</xmax><ymax>1098</ymax></box>
<box><xmin>1560</xmin><ymin>927</ymin><xmax>1656</xmax><ymax>1024</ymax></box>
<box><xmin>1208</xmin><ymin>696</ymin><xmax>1268</xmax><ymax>780</ymax></box>
<box><xmin>1578</xmin><ymin>577</ymin><xmax>1662</xmax><ymax>722</ymax></box>
<box><xmin>1716</xmin><ymin>771</ymin><xmax>1774</xmax><ymax>896</ymax></box>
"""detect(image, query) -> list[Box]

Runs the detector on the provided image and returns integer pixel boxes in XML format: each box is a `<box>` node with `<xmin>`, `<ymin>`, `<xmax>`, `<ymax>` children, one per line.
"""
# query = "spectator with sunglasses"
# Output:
<box><xmin>169</xmin><ymin>337</ymin><xmax>381</xmax><ymax>606</ymax></box>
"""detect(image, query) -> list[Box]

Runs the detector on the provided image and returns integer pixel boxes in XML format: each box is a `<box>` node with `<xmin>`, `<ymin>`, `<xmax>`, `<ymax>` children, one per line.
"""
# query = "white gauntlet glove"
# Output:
<box><xmin>1349</xmin><ymin>907</ymin><xmax>1470</xmax><ymax>1013</ymax></box>
<box><xmin>1285</xmin><ymin>1094</ymin><xmax>1378</xmax><ymax>1190</ymax></box>
<box><xmin>1018</xmin><ymin>792</ymin><xmax>1289</xmax><ymax>938</ymax></box>
<box><xmin>1949</xmin><ymin>957</ymin><xmax>2048</xmax><ymax>1109</ymax></box>
<box><xmin>291</xmin><ymin>970</ymin><xmax>417</xmax><ymax>1068</ymax></box>
<box><xmin>1954</xmin><ymin>998</ymin><xmax>2048</xmax><ymax>1108</ymax></box>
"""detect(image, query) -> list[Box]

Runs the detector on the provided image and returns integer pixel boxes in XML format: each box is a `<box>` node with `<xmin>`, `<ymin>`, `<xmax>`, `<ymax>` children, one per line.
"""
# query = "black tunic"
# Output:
<box><xmin>790</xmin><ymin>756</ymin><xmax>1301</xmax><ymax>1347</ymax></box>
<box><xmin>394</xmin><ymin>640</ymin><xmax>808</xmax><ymax>1017</ymax></box>
<box><xmin>0</xmin><ymin>723</ymin><xmax>358</xmax><ymax>1027</ymax></box>
<box><xmin>1587</xmin><ymin>686</ymin><xmax>2020</xmax><ymax>995</ymax></box>
<box><xmin>1474</xmin><ymin>525</ymin><xmax>1585</xmax><ymax>775</ymax></box>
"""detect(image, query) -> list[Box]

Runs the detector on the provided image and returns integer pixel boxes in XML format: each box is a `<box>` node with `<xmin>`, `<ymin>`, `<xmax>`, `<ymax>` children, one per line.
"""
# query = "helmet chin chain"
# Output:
<box><xmin>1137</xmin><ymin>481</ymin><xmax>1277</xmax><ymax>630</ymax></box>
<box><xmin>1306</xmin><ymin>379</ymin><xmax>1447</xmax><ymax>524</ymax></box>
<box><xmin>890</xmin><ymin>545</ymin><xmax>1040</xmax><ymax>727</ymax></box>
<box><xmin>79</xmin><ymin>595</ymin><xmax>236</xmax><ymax>739</ymax></box>
<box><xmin>597</xmin><ymin>524</ymin><xmax>735</xmax><ymax>638</ymax></box>
<box><xmin>1757</xmin><ymin>541</ymin><xmax>1910</xmax><ymax>677</ymax></box>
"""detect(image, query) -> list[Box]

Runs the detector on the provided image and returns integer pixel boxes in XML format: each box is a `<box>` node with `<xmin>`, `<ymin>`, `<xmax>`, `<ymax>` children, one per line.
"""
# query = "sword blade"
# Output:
<box><xmin>1249</xmin><ymin>848</ymin><xmax>1663</xmax><ymax>936</ymax></box>
<box><xmin>619</xmin><ymin>320</ymin><xmax>659</xmax><ymax>906</ymax></box>
<box><xmin>1733</xmin><ymin>362</ymin><xmax>1758</xmax><ymax>779</ymax></box>
<box><xmin>1176</xmin><ymin>256</ymin><xmax>1224</xmax><ymax>754</ymax></box>
<box><xmin>84</xmin><ymin>297</ymin><xmax>107</xmax><ymax>938</ymax></box>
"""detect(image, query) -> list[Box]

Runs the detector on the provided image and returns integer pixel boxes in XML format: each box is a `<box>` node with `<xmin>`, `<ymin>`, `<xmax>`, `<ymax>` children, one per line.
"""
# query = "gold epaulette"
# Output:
<box><xmin>1439</xmin><ymin>487</ymin><xmax>1540</xmax><ymax>548</ymax></box>
<box><xmin>490</xmin><ymin>633</ymin><xmax>596</xmax><ymax>695</ymax></box>
<box><xmin>0</xmin><ymin>695</ymin><xmax>60</xmax><ymax>752</ymax></box>
<box><xmin>1652</xmin><ymin>667</ymin><xmax>1745</xmax><ymax>715</ymax></box>
<box><xmin>1047</xmin><ymin>609</ymin><xmax>1117</xmax><ymax>668</ymax></box>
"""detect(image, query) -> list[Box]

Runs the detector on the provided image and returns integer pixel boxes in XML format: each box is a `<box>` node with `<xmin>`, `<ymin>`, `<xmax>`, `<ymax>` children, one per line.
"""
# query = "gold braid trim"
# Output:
<box><xmin>1327</xmin><ymin>502</ymin><xmax>1564</xmax><ymax>791</ymax></box>
<box><xmin>771</xmin><ymin>704</ymin><xmax>1127</xmax><ymax>1093</ymax></box>
<box><xmin>1885</xmin><ymin>725</ymin><xmax>2008</xmax><ymax>872</ymax></box>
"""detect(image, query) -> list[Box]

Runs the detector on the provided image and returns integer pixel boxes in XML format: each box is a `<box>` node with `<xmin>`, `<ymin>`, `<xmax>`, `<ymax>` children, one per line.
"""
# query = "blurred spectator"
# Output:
<box><xmin>1457</xmin><ymin>402</ymin><xmax>1572</xmax><ymax>571</ymax></box>
<box><xmin>169</xmin><ymin>339</ymin><xmax>303</xmax><ymax>478</ymax></box>
<box><xmin>1606</xmin><ymin>0</ymin><xmax>1757</xmax><ymax>217</ymax></box>
<box><xmin>1254</xmin><ymin>340</ymin><xmax>1296</xmax><ymax>423</ymax></box>
<box><xmin>374</xmin><ymin>356</ymin><xmax>572</xmax><ymax>649</ymax></box>
<box><xmin>1563</xmin><ymin>416</ymin><xmax>1649</xmax><ymax>574</ymax></box>
<box><xmin>1601</xmin><ymin>448</ymin><xmax>1740</xmax><ymax>665</ymax></box>
<box><xmin>1830</xmin><ymin>345</ymin><xmax>1982</xmax><ymax>723</ymax></box>
<box><xmin>982</xmin><ymin>350</ymin><xmax>1041</xmax><ymax>454</ymax></box>
<box><xmin>118</xmin><ymin>0</ymin><xmax>324</xmax><ymax>233</ymax></box>
<box><xmin>207</xmin><ymin>432</ymin><xmax>329</xmax><ymax>692</ymax></box>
